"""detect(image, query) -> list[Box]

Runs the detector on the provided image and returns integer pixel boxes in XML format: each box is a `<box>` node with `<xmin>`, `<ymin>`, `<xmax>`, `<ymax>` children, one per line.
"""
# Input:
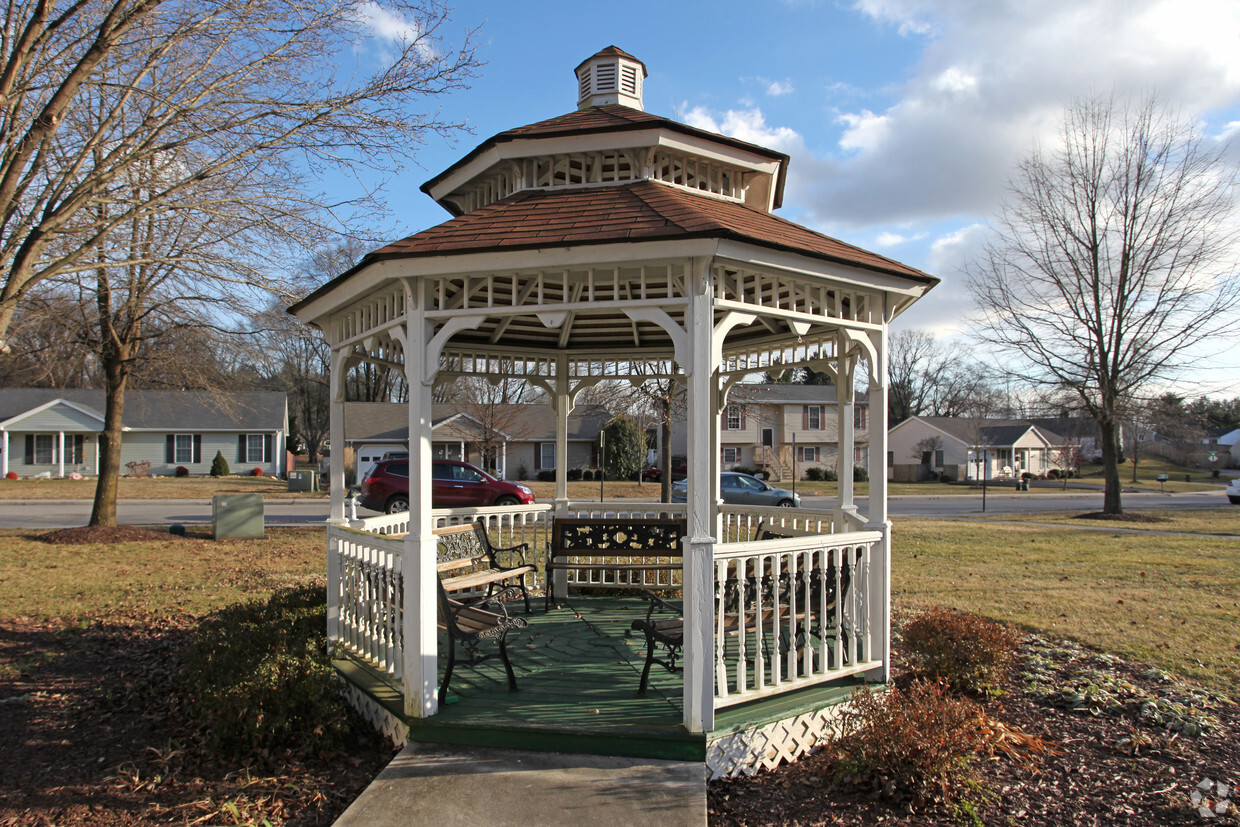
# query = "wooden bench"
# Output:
<box><xmin>546</xmin><ymin>517</ymin><xmax>686</xmax><ymax>611</ymax></box>
<box><xmin>437</xmin><ymin>581</ymin><xmax>527</xmax><ymax>706</ymax></box>
<box><xmin>434</xmin><ymin>521</ymin><xmax>537</xmax><ymax>613</ymax></box>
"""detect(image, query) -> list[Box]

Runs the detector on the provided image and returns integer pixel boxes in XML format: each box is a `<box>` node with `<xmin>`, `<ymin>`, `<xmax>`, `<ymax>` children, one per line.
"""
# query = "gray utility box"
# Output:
<box><xmin>288</xmin><ymin>469</ymin><xmax>319</xmax><ymax>492</ymax></box>
<box><xmin>212</xmin><ymin>493</ymin><xmax>265</xmax><ymax>540</ymax></box>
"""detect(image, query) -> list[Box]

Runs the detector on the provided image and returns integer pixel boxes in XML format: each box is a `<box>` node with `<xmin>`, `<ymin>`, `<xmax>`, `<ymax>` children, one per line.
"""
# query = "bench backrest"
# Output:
<box><xmin>551</xmin><ymin>517</ymin><xmax>687</xmax><ymax>558</ymax></box>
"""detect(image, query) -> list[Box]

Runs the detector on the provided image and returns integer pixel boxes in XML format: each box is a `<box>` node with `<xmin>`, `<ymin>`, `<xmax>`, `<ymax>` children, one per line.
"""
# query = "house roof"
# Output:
<box><xmin>0</xmin><ymin>389</ymin><xmax>286</xmax><ymax>431</ymax></box>
<box><xmin>728</xmin><ymin>383</ymin><xmax>847</xmax><ymax>405</ymax></box>
<box><xmin>901</xmin><ymin>416</ymin><xmax>1067</xmax><ymax>447</ymax></box>
<box><xmin>351</xmin><ymin>181</ymin><xmax>934</xmax><ymax>284</ymax></box>
<box><xmin>344</xmin><ymin>402</ymin><xmax>611</xmax><ymax>443</ymax></box>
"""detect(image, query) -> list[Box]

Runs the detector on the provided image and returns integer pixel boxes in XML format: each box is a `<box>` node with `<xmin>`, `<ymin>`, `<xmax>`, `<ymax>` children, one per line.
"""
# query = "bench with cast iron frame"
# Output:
<box><xmin>437</xmin><ymin>580</ymin><xmax>527</xmax><ymax>706</ymax></box>
<box><xmin>545</xmin><ymin>517</ymin><xmax>686</xmax><ymax>612</ymax></box>
<box><xmin>433</xmin><ymin>520</ymin><xmax>537</xmax><ymax>613</ymax></box>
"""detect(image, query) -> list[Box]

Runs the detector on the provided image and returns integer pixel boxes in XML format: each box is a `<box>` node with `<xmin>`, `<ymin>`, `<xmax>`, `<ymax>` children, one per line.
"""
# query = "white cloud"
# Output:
<box><xmin>354</xmin><ymin>1</ymin><xmax>427</xmax><ymax>44</ymax></box>
<box><xmin>767</xmin><ymin>80</ymin><xmax>794</xmax><ymax>96</ymax></box>
<box><xmin>876</xmin><ymin>230</ymin><xmax>927</xmax><ymax>247</ymax></box>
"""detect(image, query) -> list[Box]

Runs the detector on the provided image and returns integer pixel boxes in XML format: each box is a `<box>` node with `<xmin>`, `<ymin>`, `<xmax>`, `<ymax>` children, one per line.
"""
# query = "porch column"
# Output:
<box><xmin>864</xmin><ymin>329</ymin><xmax>891</xmax><ymax>682</ymax></box>
<box><xmin>835</xmin><ymin>344</ymin><xmax>857</xmax><ymax>527</ymax></box>
<box><xmin>2</xmin><ymin>431</ymin><xmax>8</xmax><ymax>477</ymax></box>
<box><xmin>501</xmin><ymin>442</ymin><xmax>507</xmax><ymax>480</ymax></box>
<box><xmin>552</xmin><ymin>354</ymin><xmax>571</xmax><ymax>600</ymax></box>
<box><xmin>683</xmin><ymin>257</ymin><xmax>717</xmax><ymax>734</ymax></box>
<box><xmin>328</xmin><ymin>348</ymin><xmax>349</xmax><ymax>523</ymax></box>
<box><xmin>57</xmin><ymin>431</ymin><xmax>65</xmax><ymax>478</ymax></box>
<box><xmin>399</xmin><ymin>279</ymin><xmax>440</xmax><ymax>719</ymax></box>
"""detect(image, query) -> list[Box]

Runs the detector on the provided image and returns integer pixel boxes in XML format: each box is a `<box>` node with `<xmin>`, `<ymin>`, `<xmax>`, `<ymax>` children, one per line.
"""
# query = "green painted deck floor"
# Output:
<box><xmin>337</xmin><ymin>595</ymin><xmax>866</xmax><ymax>762</ymax></box>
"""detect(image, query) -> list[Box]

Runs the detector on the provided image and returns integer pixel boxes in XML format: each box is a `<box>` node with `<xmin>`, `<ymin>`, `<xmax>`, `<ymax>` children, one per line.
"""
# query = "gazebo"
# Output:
<box><xmin>291</xmin><ymin>47</ymin><xmax>937</xmax><ymax>777</ymax></box>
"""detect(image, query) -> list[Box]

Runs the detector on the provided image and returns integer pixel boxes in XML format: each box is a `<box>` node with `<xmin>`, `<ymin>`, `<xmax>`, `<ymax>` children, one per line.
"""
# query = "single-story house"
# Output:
<box><xmin>342</xmin><ymin>401</ymin><xmax>611</xmax><ymax>480</ymax></box>
<box><xmin>0</xmin><ymin>389</ymin><xmax>288</xmax><ymax>478</ymax></box>
<box><xmin>888</xmin><ymin>415</ymin><xmax>1073</xmax><ymax>481</ymax></box>
<box><xmin>669</xmin><ymin>382</ymin><xmax>869</xmax><ymax>481</ymax></box>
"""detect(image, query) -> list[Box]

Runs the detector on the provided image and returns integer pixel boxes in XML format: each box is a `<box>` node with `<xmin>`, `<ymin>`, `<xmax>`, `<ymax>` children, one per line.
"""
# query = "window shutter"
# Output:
<box><xmin>193</xmin><ymin>434</ymin><xmax>202</xmax><ymax>464</ymax></box>
<box><xmin>740</xmin><ymin>409</ymin><xmax>746</xmax><ymax>429</ymax></box>
<box><xmin>166</xmin><ymin>435</ymin><xmax>175</xmax><ymax>464</ymax></box>
<box><xmin>238</xmin><ymin>435</ymin><xmax>246</xmax><ymax>463</ymax></box>
<box><xmin>534</xmin><ymin>444</ymin><xmax>541</xmax><ymax>470</ymax></box>
<box><xmin>73</xmin><ymin>434</ymin><xmax>85</xmax><ymax>464</ymax></box>
<box><xmin>802</xmin><ymin>407</ymin><xmax>808</xmax><ymax>430</ymax></box>
<box><xmin>264</xmin><ymin>434</ymin><xmax>273</xmax><ymax>462</ymax></box>
<box><xmin>720</xmin><ymin>412</ymin><xmax>727</xmax><ymax>430</ymax></box>
<box><xmin>25</xmin><ymin>435</ymin><xmax>34</xmax><ymax>464</ymax></box>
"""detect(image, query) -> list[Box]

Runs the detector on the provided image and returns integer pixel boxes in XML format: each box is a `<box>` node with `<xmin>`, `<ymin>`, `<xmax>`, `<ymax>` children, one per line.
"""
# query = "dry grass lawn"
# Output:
<box><xmin>962</xmin><ymin>508</ymin><xmax>1240</xmax><ymax>536</ymax></box>
<box><xmin>0</xmin><ymin>475</ymin><xmax>323</xmax><ymax>500</ymax></box>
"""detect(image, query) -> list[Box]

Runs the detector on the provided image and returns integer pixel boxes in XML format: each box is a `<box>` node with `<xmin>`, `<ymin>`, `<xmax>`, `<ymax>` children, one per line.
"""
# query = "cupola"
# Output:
<box><xmin>575</xmin><ymin>46</ymin><xmax>647</xmax><ymax>110</ymax></box>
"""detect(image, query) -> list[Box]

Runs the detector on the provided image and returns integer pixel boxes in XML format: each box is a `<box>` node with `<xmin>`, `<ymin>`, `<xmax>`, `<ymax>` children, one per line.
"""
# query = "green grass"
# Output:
<box><xmin>892</xmin><ymin>517</ymin><xmax>1240</xmax><ymax>694</ymax></box>
<box><xmin>963</xmin><ymin>508</ymin><xmax>1240</xmax><ymax>536</ymax></box>
<box><xmin>0</xmin><ymin>527</ymin><xmax>324</xmax><ymax>619</ymax></box>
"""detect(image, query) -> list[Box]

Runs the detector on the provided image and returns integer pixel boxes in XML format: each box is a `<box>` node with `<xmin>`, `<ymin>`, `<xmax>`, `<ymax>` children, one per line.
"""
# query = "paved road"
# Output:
<box><xmin>0</xmin><ymin>489</ymin><xmax>1229</xmax><ymax>529</ymax></box>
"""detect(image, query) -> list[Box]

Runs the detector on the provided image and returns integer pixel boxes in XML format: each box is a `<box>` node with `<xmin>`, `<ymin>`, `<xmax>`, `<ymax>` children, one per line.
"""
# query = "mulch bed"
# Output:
<box><xmin>35</xmin><ymin>526</ymin><xmax>182</xmax><ymax>545</ymax></box>
<box><xmin>1</xmin><ymin>610</ymin><xmax>1235</xmax><ymax>826</ymax></box>
<box><xmin>1072</xmin><ymin>512</ymin><xmax>1172</xmax><ymax>523</ymax></box>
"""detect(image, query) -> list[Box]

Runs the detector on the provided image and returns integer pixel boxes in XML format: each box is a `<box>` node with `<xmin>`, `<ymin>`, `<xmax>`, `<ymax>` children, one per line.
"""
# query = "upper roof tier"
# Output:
<box><xmin>422</xmin><ymin>48</ymin><xmax>789</xmax><ymax>217</ymax></box>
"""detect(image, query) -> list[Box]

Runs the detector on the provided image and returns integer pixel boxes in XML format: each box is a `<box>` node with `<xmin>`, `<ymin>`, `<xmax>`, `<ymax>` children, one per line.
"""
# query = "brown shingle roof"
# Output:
<box><xmin>574</xmin><ymin>45</ymin><xmax>647</xmax><ymax>76</ymax></box>
<box><xmin>420</xmin><ymin>105</ymin><xmax>788</xmax><ymax>202</ymax></box>
<box><xmin>370</xmin><ymin>181</ymin><xmax>935</xmax><ymax>284</ymax></box>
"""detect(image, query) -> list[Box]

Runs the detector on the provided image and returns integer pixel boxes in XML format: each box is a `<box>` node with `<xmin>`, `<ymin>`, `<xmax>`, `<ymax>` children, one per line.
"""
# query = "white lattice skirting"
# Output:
<box><xmin>706</xmin><ymin>700</ymin><xmax>856</xmax><ymax>780</ymax></box>
<box><xmin>339</xmin><ymin>681</ymin><xmax>410</xmax><ymax>748</ymax></box>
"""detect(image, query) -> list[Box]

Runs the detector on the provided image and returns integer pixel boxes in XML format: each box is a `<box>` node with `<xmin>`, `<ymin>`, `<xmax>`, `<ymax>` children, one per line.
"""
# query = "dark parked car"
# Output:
<box><xmin>359</xmin><ymin>459</ymin><xmax>536</xmax><ymax>514</ymax></box>
<box><xmin>671</xmin><ymin>471</ymin><xmax>801</xmax><ymax>507</ymax></box>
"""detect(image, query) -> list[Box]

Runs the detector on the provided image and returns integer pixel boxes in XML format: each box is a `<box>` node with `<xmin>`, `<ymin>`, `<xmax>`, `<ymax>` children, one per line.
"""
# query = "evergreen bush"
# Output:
<box><xmin>210</xmin><ymin>451</ymin><xmax>230</xmax><ymax>477</ymax></box>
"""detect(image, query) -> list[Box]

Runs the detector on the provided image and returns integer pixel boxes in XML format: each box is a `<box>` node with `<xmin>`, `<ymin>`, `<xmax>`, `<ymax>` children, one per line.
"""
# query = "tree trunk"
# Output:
<box><xmin>1098</xmin><ymin>418</ymin><xmax>1124</xmax><ymax>515</ymax></box>
<box><xmin>660</xmin><ymin>417</ymin><xmax>672</xmax><ymax>503</ymax></box>
<box><xmin>90</xmin><ymin>363</ymin><xmax>126</xmax><ymax>527</ymax></box>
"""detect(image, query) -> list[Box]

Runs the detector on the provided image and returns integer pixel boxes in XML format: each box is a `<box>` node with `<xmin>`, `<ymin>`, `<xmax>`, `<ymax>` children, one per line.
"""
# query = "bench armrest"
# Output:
<box><xmin>636</xmin><ymin>589</ymin><xmax>681</xmax><ymax>623</ymax></box>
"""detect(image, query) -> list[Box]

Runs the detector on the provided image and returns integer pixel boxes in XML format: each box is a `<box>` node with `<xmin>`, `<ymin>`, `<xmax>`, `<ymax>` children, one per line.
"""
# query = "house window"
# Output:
<box><xmin>935</xmin><ymin>449</ymin><xmax>945</xmax><ymax>467</ymax></box>
<box><xmin>722</xmin><ymin>447</ymin><xmax>740</xmax><ymax>464</ymax></box>
<box><xmin>855</xmin><ymin>446</ymin><xmax>868</xmax><ymax>465</ymax></box>
<box><xmin>725</xmin><ymin>405</ymin><xmax>742</xmax><ymax>430</ymax></box>
<box><xmin>854</xmin><ymin>407</ymin><xmax>867</xmax><ymax>430</ymax></box>
<box><xmin>245</xmin><ymin>434</ymin><xmax>265</xmax><ymax>463</ymax></box>
<box><xmin>540</xmin><ymin>443</ymin><xmax>556</xmax><ymax>469</ymax></box>
<box><xmin>887</xmin><ymin>451</ymin><xmax>894</xmax><ymax>467</ymax></box>
<box><xmin>799</xmin><ymin>446</ymin><xmax>818</xmax><ymax>462</ymax></box>
<box><xmin>806</xmin><ymin>406</ymin><xmax>821</xmax><ymax>430</ymax></box>
<box><xmin>174</xmin><ymin>434</ymin><xmax>194</xmax><ymax>464</ymax></box>
<box><xmin>33</xmin><ymin>435</ymin><xmax>54</xmax><ymax>464</ymax></box>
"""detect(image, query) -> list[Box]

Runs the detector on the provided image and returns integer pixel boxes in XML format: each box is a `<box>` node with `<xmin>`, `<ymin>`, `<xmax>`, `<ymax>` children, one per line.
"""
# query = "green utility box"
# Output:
<box><xmin>288</xmin><ymin>469</ymin><xmax>318</xmax><ymax>492</ymax></box>
<box><xmin>212</xmin><ymin>493</ymin><xmax>265</xmax><ymax>540</ymax></box>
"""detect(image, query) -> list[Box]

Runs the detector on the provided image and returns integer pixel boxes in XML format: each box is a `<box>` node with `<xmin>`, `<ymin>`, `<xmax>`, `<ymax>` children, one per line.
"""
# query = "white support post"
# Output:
<box><xmin>501</xmin><ymin>442</ymin><xmax>507</xmax><ymax>480</ymax></box>
<box><xmin>401</xmin><ymin>280</ymin><xmax>441</xmax><ymax>719</ymax></box>
<box><xmin>683</xmin><ymin>257</ymin><xmax>717</xmax><ymax>734</ymax></box>
<box><xmin>864</xmin><ymin>329</ymin><xmax>891</xmax><ymax>683</ymax></box>
<box><xmin>836</xmin><ymin>343</ymin><xmax>857</xmax><ymax>527</ymax></box>
<box><xmin>57</xmin><ymin>431</ymin><xmax>64</xmax><ymax>478</ymax></box>
<box><xmin>328</xmin><ymin>348</ymin><xmax>349</xmax><ymax>525</ymax></box>
<box><xmin>1</xmin><ymin>431</ymin><xmax>7</xmax><ymax>477</ymax></box>
<box><xmin>552</xmin><ymin>354</ymin><xmax>572</xmax><ymax>600</ymax></box>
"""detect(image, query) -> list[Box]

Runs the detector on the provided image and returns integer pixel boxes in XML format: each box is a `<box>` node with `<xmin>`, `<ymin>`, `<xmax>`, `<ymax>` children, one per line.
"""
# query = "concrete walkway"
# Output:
<box><xmin>333</xmin><ymin>742</ymin><xmax>707</xmax><ymax>827</ymax></box>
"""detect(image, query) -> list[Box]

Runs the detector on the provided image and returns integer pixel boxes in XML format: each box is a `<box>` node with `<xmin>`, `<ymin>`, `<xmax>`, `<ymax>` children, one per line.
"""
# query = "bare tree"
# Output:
<box><xmin>0</xmin><ymin>0</ymin><xmax>478</xmax><ymax>349</ymax></box>
<box><xmin>970</xmin><ymin>94</ymin><xmax>1240</xmax><ymax>515</ymax></box>
<box><xmin>449</xmin><ymin>372</ymin><xmax>541</xmax><ymax>475</ymax></box>
<box><xmin>888</xmin><ymin>329</ymin><xmax>990</xmax><ymax>425</ymax></box>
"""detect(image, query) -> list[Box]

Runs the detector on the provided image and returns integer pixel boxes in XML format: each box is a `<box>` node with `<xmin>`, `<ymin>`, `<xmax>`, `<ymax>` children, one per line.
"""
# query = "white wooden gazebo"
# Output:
<box><xmin>291</xmin><ymin>47</ymin><xmax>936</xmax><ymax>775</ymax></box>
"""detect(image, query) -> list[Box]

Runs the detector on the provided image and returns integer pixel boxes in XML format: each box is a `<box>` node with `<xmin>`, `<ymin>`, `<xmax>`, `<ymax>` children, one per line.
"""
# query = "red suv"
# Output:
<box><xmin>359</xmin><ymin>459</ymin><xmax>536</xmax><ymax>513</ymax></box>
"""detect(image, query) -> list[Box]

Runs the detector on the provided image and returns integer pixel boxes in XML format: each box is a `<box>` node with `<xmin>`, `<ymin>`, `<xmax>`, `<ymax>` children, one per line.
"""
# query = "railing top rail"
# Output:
<box><xmin>714</xmin><ymin>529</ymin><xmax>884</xmax><ymax>559</ymax></box>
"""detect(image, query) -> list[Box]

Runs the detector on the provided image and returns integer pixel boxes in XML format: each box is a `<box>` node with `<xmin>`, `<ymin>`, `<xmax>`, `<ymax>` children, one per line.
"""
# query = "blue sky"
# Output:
<box><xmin>351</xmin><ymin>0</ymin><xmax>1240</xmax><ymax>394</ymax></box>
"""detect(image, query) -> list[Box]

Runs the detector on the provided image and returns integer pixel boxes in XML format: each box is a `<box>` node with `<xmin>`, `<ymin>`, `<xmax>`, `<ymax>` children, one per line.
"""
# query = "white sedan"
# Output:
<box><xmin>1227</xmin><ymin>477</ymin><xmax>1240</xmax><ymax>505</ymax></box>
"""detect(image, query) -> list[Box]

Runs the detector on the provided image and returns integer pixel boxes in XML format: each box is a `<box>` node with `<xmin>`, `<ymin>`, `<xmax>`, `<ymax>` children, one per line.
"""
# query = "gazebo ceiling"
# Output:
<box><xmin>290</xmin><ymin>47</ymin><xmax>937</xmax><ymax>370</ymax></box>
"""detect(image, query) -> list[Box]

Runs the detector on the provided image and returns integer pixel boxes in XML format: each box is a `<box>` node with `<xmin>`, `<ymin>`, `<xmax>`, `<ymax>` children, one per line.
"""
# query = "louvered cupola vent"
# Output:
<box><xmin>575</xmin><ymin>46</ymin><xmax>647</xmax><ymax>110</ymax></box>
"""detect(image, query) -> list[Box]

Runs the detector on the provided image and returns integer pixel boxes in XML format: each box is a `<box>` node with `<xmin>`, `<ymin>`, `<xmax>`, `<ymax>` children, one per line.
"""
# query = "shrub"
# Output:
<box><xmin>804</xmin><ymin>467</ymin><xmax>825</xmax><ymax>481</ymax></box>
<box><xmin>1047</xmin><ymin>469</ymin><xmax>1059</xmax><ymax>480</ymax></box>
<box><xmin>582</xmin><ymin>469</ymin><xmax>593</xmax><ymax>481</ymax></box>
<box><xmin>601</xmin><ymin>416</ymin><xmax>646</xmax><ymax>481</ymax></box>
<box><xmin>536</xmin><ymin>469</ymin><xmax>555</xmax><ymax>482</ymax></box>
<box><xmin>517</xmin><ymin>464</ymin><xmax>528</xmax><ymax>480</ymax></box>
<box><xmin>210</xmin><ymin>451</ymin><xmax>230</xmax><ymax>477</ymax></box>
<box><xmin>828</xmin><ymin>680</ymin><xmax>986</xmax><ymax>806</ymax></box>
<box><xmin>567</xmin><ymin>467</ymin><xmax>582</xmax><ymax>481</ymax></box>
<box><xmin>250</xmin><ymin>467</ymin><xmax>263</xmax><ymax>476</ymax></box>
<box><xmin>939</xmin><ymin>472</ymin><xmax>955</xmax><ymax>483</ymax></box>
<box><xmin>4</xmin><ymin>471</ymin><xmax>17</xmax><ymax>480</ymax></box>
<box><xmin>175</xmin><ymin>466</ymin><xmax>190</xmax><ymax>477</ymax></box>
<box><xmin>853</xmin><ymin>465</ymin><xmax>869</xmax><ymax>482</ymax></box>
<box><xmin>901</xmin><ymin>606</ymin><xmax>1020</xmax><ymax>694</ymax></box>
<box><xmin>177</xmin><ymin>583</ymin><xmax>350</xmax><ymax>758</ymax></box>
<box><xmin>731</xmin><ymin>466</ymin><xmax>755</xmax><ymax>476</ymax></box>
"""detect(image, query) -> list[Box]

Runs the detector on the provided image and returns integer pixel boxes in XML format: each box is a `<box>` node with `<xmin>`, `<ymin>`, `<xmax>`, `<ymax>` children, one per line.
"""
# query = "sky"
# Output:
<box><xmin>346</xmin><ymin>0</ymin><xmax>1240</xmax><ymax>396</ymax></box>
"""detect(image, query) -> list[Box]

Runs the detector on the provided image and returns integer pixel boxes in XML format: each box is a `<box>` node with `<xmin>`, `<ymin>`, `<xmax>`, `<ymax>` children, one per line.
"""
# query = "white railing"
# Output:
<box><xmin>712</xmin><ymin>530</ymin><xmax>883</xmax><ymax>708</ymax></box>
<box><xmin>721</xmin><ymin>505</ymin><xmax>840</xmax><ymax>542</ymax></box>
<box><xmin>328</xmin><ymin>525</ymin><xmax>406</xmax><ymax>682</ymax></box>
<box><xmin>565</xmin><ymin>500</ymin><xmax>686</xmax><ymax>520</ymax></box>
